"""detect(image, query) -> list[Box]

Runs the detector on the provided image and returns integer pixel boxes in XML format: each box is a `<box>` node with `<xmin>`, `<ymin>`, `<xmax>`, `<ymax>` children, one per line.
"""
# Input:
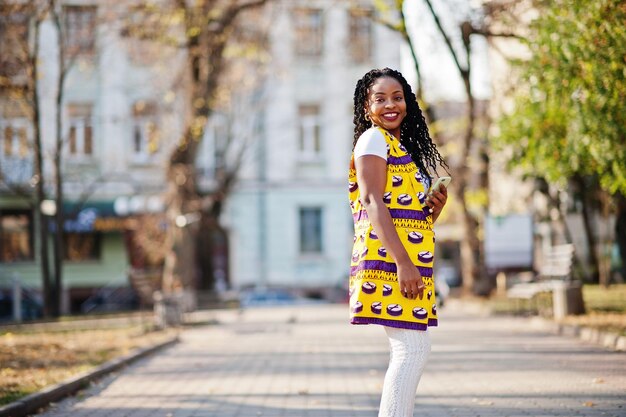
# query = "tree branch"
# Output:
<box><xmin>422</xmin><ymin>0</ymin><xmax>467</xmax><ymax>75</ymax></box>
<box><xmin>474</xmin><ymin>28</ymin><xmax>524</xmax><ymax>40</ymax></box>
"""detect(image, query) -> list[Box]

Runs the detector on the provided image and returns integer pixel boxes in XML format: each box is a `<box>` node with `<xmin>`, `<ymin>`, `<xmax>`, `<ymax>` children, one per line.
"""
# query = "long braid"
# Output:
<box><xmin>352</xmin><ymin>68</ymin><xmax>448</xmax><ymax>178</ymax></box>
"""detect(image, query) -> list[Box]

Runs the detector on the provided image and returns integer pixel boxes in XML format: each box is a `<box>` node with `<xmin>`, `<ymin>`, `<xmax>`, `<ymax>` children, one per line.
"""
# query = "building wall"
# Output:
<box><xmin>0</xmin><ymin>1</ymin><xmax>187</xmax><ymax>313</ymax></box>
<box><xmin>224</xmin><ymin>0</ymin><xmax>402</xmax><ymax>291</ymax></box>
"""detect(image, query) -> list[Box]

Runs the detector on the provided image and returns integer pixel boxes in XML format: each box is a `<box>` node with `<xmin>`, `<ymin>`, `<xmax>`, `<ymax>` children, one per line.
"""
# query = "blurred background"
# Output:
<box><xmin>0</xmin><ymin>0</ymin><xmax>624</xmax><ymax>322</ymax></box>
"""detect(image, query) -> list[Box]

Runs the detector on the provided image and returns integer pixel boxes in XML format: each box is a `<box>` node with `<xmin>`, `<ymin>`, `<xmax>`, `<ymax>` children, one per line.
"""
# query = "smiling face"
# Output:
<box><xmin>365</xmin><ymin>76</ymin><xmax>407</xmax><ymax>139</ymax></box>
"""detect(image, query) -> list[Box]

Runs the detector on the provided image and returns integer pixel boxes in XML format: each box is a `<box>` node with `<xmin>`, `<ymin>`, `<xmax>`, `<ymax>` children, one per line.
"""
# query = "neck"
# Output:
<box><xmin>373</xmin><ymin>124</ymin><xmax>401</xmax><ymax>139</ymax></box>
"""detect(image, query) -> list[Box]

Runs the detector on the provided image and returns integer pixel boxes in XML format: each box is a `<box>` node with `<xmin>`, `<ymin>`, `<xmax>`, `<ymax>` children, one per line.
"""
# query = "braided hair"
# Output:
<box><xmin>352</xmin><ymin>68</ymin><xmax>447</xmax><ymax>178</ymax></box>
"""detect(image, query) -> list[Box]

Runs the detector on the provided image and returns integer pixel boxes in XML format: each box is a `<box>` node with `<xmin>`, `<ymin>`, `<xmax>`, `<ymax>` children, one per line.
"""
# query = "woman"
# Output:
<box><xmin>348</xmin><ymin>68</ymin><xmax>448</xmax><ymax>417</ymax></box>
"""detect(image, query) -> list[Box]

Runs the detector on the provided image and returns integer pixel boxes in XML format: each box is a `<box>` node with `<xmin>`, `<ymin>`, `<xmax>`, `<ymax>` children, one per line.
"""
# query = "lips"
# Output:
<box><xmin>382</xmin><ymin>112</ymin><xmax>399</xmax><ymax>121</ymax></box>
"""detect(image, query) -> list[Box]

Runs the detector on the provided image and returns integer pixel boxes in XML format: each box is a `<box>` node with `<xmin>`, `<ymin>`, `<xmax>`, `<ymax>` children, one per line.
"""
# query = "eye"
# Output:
<box><xmin>394</xmin><ymin>96</ymin><xmax>404</xmax><ymax>101</ymax></box>
<box><xmin>375</xmin><ymin>98</ymin><xmax>384</xmax><ymax>103</ymax></box>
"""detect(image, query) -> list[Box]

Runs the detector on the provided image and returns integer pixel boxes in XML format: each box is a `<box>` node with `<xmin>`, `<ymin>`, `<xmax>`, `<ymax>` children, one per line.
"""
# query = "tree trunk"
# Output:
<box><xmin>52</xmin><ymin>120</ymin><xmax>64</xmax><ymax>317</ymax></box>
<box><xmin>160</xmin><ymin>0</ymin><xmax>269</xmax><ymax>301</ymax></box>
<box><xmin>30</xmin><ymin>17</ymin><xmax>53</xmax><ymax>317</ymax></box>
<box><xmin>575</xmin><ymin>176</ymin><xmax>600</xmax><ymax>283</ymax></box>
<box><xmin>162</xmin><ymin>159</ymin><xmax>200</xmax><ymax>293</ymax></box>
<box><xmin>52</xmin><ymin>0</ymin><xmax>66</xmax><ymax>317</ymax></box>
<box><xmin>421</xmin><ymin>0</ymin><xmax>485</xmax><ymax>293</ymax></box>
<box><xmin>458</xmin><ymin>75</ymin><xmax>481</xmax><ymax>293</ymax></box>
<box><xmin>616</xmin><ymin>195</ymin><xmax>626</xmax><ymax>282</ymax></box>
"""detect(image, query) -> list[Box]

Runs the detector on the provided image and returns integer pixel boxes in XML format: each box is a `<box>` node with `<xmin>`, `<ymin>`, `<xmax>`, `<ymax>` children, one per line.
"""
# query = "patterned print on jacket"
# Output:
<box><xmin>348</xmin><ymin>127</ymin><xmax>438</xmax><ymax>330</ymax></box>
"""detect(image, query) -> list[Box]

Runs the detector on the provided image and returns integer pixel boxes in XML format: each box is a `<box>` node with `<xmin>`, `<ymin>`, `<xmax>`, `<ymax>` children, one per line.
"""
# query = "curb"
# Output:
<box><xmin>0</xmin><ymin>336</ymin><xmax>179</xmax><ymax>417</ymax></box>
<box><xmin>528</xmin><ymin>317</ymin><xmax>626</xmax><ymax>352</ymax></box>
<box><xmin>447</xmin><ymin>298</ymin><xmax>625</xmax><ymax>352</ymax></box>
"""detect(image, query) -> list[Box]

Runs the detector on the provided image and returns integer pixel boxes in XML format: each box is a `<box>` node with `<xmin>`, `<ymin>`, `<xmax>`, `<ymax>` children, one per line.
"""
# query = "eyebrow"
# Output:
<box><xmin>373</xmin><ymin>90</ymin><xmax>403</xmax><ymax>95</ymax></box>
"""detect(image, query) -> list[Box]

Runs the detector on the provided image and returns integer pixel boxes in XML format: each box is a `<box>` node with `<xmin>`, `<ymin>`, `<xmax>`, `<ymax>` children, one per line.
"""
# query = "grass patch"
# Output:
<box><xmin>485</xmin><ymin>283</ymin><xmax>626</xmax><ymax>335</ymax></box>
<box><xmin>582</xmin><ymin>284</ymin><xmax>626</xmax><ymax>313</ymax></box>
<box><xmin>0</xmin><ymin>325</ymin><xmax>177</xmax><ymax>406</ymax></box>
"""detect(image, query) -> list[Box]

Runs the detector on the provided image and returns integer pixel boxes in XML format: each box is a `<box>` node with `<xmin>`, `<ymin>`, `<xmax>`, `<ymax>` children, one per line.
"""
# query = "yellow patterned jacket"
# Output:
<box><xmin>348</xmin><ymin>127</ymin><xmax>438</xmax><ymax>330</ymax></box>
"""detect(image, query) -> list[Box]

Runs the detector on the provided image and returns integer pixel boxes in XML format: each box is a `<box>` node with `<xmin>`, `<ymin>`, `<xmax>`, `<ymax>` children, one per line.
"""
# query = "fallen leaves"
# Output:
<box><xmin>0</xmin><ymin>326</ymin><xmax>175</xmax><ymax>406</ymax></box>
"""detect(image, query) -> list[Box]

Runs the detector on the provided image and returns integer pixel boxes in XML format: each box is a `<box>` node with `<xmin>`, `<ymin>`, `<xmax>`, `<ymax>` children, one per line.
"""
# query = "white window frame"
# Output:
<box><xmin>66</xmin><ymin>104</ymin><xmax>94</xmax><ymax>160</ymax></box>
<box><xmin>64</xmin><ymin>5</ymin><xmax>97</xmax><ymax>57</ymax></box>
<box><xmin>0</xmin><ymin>118</ymin><xmax>31</xmax><ymax>159</ymax></box>
<box><xmin>131</xmin><ymin>101</ymin><xmax>160</xmax><ymax>164</ymax></box>
<box><xmin>348</xmin><ymin>8</ymin><xmax>372</xmax><ymax>63</ymax></box>
<box><xmin>298</xmin><ymin>104</ymin><xmax>322</xmax><ymax>161</ymax></box>
<box><xmin>294</xmin><ymin>8</ymin><xmax>324</xmax><ymax>58</ymax></box>
<box><xmin>299</xmin><ymin>207</ymin><xmax>324</xmax><ymax>255</ymax></box>
<box><xmin>0</xmin><ymin>117</ymin><xmax>32</xmax><ymax>184</ymax></box>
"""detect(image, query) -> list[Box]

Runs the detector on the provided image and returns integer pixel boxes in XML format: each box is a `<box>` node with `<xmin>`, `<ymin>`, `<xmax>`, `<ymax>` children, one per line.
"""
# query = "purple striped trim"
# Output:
<box><xmin>353</xmin><ymin>209</ymin><xmax>430</xmax><ymax>222</ymax></box>
<box><xmin>388</xmin><ymin>208</ymin><xmax>429</xmax><ymax>221</ymax></box>
<box><xmin>388</xmin><ymin>155</ymin><xmax>413</xmax><ymax>165</ymax></box>
<box><xmin>350</xmin><ymin>261</ymin><xmax>433</xmax><ymax>277</ymax></box>
<box><xmin>351</xmin><ymin>316</ymin><xmax>437</xmax><ymax>330</ymax></box>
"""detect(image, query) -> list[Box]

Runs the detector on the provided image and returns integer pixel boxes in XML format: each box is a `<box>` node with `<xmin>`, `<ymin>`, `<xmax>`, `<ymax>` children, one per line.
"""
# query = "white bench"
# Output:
<box><xmin>536</xmin><ymin>244</ymin><xmax>574</xmax><ymax>281</ymax></box>
<box><xmin>506</xmin><ymin>244</ymin><xmax>575</xmax><ymax>314</ymax></box>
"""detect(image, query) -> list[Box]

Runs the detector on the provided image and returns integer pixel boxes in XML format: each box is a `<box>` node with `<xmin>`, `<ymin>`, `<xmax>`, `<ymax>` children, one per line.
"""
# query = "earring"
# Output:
<box><xmin>364</xmin><ymin>113</ymin><xmax>370</xmax><ymax>122</ymax></box>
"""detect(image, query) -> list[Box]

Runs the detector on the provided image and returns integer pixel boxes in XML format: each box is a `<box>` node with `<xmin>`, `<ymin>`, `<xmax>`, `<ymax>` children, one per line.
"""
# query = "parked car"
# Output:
<box><xmin>239</xmin><ymin>288</ymin><xmax>328</xmax><ymax>308</ymax></box>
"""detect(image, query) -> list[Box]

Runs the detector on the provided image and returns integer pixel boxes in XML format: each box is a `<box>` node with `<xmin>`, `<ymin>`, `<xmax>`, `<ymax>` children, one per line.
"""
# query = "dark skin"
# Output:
<box><xmin>356</xmin><ymin>77</ymin><xmax>448</xmax><ymax>300</ymax></box>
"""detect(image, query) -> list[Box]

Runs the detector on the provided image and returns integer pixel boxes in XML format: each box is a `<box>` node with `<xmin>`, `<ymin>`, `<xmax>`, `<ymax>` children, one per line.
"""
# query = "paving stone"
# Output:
<box><xmin>34</xmin><ymin>304</ymin><xmax>626</xmax><ymax>417</ymax></box>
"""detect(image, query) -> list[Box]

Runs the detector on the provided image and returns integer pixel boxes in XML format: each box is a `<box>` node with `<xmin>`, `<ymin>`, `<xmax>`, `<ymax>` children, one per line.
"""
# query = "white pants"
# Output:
<box><xmin>378</xmin><ymin>327</ymin><xmax>431</xmax><ymax>417</ymax></box>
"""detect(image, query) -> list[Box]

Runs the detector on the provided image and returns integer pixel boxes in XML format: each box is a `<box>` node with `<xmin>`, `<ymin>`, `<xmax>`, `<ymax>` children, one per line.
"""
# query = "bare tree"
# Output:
<box><xmin>0</xmin><ymin>1</ymin><xmax>56</xmax><ymax>315</ymax></box>
<box><xmin>373</xmin><ymin>0</ymin><xmax>525</xmax><ymax>293</ymax></box>
<box><xmin>121</xmin><ymin>0</ymin><xmax>272</xmax><ymax>300</ymax></box>
<box><xmin>1</xmin><ymin>1</ymin><xmax>107</xmax><ymax>317</ymax></box>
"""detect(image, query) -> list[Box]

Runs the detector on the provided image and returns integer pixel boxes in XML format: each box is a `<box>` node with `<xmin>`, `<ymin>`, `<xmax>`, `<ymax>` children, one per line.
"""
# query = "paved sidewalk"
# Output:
<box><xmin>37</xmin><ymin>303</ymin><xmax>625</xmax><ymax>417</ymax></box>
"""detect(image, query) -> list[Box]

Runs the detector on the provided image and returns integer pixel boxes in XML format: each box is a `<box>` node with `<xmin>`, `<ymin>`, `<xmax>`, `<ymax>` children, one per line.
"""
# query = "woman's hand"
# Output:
<box><xmin>397</xmin><ymin>261</ymin><xmax>425</xmax><ymax>300</ymax></box>
<box><xmin>426</xmin><ymin>184</ymin><xmax>448</xmax><ymax>222</ymax></box>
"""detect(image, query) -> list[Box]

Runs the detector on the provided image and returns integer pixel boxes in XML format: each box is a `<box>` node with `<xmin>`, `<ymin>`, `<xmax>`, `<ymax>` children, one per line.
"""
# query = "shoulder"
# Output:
<box><xmin>354</xmin><ymin>127</ymin><xmax>387</xmax><ymax>160</ymax></box>
<box><xmin>357</xmin><ymin>127</ymin><xmax>387</xmax><ymax>144</ymax></box>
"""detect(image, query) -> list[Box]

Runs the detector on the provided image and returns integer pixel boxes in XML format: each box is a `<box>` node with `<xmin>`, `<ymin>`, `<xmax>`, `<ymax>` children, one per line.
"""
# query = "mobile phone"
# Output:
<box><xmin>431</xmin><ymin>176</ymin><xmax>451</xmax><ymax>192</ymax></box>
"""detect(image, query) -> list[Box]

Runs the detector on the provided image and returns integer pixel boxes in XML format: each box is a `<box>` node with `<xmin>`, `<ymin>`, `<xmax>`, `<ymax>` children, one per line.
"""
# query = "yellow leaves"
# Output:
<box><xmin>193</xmin><ymin>97</ymin><xmax>206</xmax><ymax>109</ymax></box>
<box><xmin>190</xmin><ymin>123</ymin><xmax>204</xmax><ymax>139</ymax></box>
<box><xmin>0</xmin><ymin>327</ymin><xmax>176</xmax><ymax>405</ymax></box>
<box><xmin>187</xmin><ymin>26</ymin><xmax>201</xmax><ymax>38</ymax></box>
<box><xmin>163</xmin><ymin>90</ymin><xmax>176</xmax><ymax>104</ymax></box>
<box><xmin>465</xmin><ymin>189</ymin><xmax>489</xmax><ymax>213</ymax></box>
<box><xmin>170</xmin><ymin>9</ymin><xmax>185</xmax><ymax>25</ymax></box>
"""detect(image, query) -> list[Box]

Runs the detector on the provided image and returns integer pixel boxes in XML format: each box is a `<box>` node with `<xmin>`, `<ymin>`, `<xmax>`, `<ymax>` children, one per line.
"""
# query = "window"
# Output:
<box><xmin>122</xmin><ymin>5</ymin><xmax>163</xmax><ymax>66</ymax></box>
<box><xmin>64</xmin><ymin>232</ymin><xmax>101</xmax><ymax>261</ymax></box>
<box><xmin>132</xmin><ymin>101</ymin><xmax>160</xmax><ymax>163</ymax></box>
<box><xmin>64</xmin><ymin>5</ymin><xmax>97</xmax><ymax>57</ymax></box>
<box><xmin>0</xmin><ymin>210</ymin><xmax>34</xmax><ymax>262</ymax></box>
<box><xmin>299</xmin><ymin>207</ymin><xmax>323</xmax><ymax>254</ymax></box>
<box><xmin>293</xmin><ymin>8</ymin><xmax>323</xmax><ymax>57</ymax></box>
<box><xmin>0</xmin><ymin>118</ymin><xmax>32</xmax><ymax>184</ymax></box>
<box><xmin>1</xmin><ymin>119</ymin><xmax>29</xmax><ymax>159</ymax></box>
<box><xmin>67</xmin><ymin>104</ymin><xmax>93</xmax><ymax>157</ymax></box>
<box><xmin>348</xmin><ymin>9</ymin><xmax>372</xmax><ymax>63</ymax></box>
<box><xmin>0</xmin><ymin>5</ymin><xmax>29</xmax><ymax>81</ymax></box>
<box><xmin>298</xmin><ymin>104</ymin><xmax>321</xmax><ymax>158</ymax></box>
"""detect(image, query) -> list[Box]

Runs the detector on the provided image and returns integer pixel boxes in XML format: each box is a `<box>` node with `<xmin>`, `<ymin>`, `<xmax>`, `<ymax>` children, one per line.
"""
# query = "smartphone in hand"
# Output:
<box><xmin>431</xmin><ymin>176</ymin><xmax>451</xmax><ymax>192</ymax></box>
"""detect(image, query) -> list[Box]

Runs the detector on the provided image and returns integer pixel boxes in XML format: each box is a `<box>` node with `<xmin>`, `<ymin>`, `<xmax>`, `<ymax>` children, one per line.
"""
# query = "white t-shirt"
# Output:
<box><xmin>354</xmin><ymin>128</ymin><xmax>387</xmax><ymax>161</ymax></box>
<box><xmin>354</xmin><ymin>127</ymin><xmax>432</xmax><ymax>190</ymax></box>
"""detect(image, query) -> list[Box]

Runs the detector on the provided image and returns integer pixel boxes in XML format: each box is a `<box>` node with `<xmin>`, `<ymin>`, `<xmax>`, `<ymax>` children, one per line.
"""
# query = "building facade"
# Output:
<box><xmin>0</xmin><ymin>0</ymin><xmax>403</xmax><ymax>316</ymax></box>
<box><xmin>0</xmin><ymin>2</ymin><xmax>186</xmax><ymax>314</ymax></box>
<box><xmin>220</xmin><ymin>1</ymin><xmax>402</xmax><ymax>296</ymax></box>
